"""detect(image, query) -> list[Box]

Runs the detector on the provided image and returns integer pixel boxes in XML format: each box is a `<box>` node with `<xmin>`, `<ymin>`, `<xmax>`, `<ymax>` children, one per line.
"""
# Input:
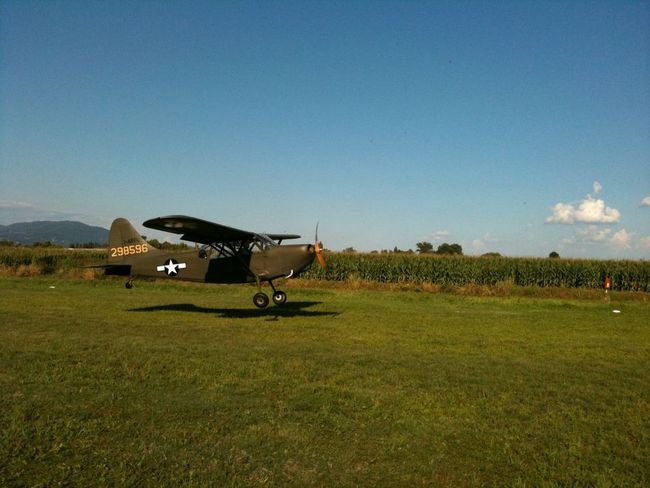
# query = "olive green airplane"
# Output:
<box><xmin>103</xmin><ymin>216</ymin><xmax>326</xmax><ymax>308</ymax></box>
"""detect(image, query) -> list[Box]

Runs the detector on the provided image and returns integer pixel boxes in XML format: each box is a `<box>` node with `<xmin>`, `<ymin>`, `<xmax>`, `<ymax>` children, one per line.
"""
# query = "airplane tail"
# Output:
<box><xmin>108</xmin><ymin>218</ymin><xmax>161</xmax><ymax>261</ymax></box>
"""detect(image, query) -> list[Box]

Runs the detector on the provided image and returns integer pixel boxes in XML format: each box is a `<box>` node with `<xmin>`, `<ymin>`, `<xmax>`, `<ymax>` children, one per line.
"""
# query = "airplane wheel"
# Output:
<box><xmin>272</xmin><ymin>291</ymin><xmax>287</xmax><ymax>306</ymax></box>
<box><xmin>253</xmin><ymin>292</ymin><xmax>269</xmax><ymax>308</ymax></box>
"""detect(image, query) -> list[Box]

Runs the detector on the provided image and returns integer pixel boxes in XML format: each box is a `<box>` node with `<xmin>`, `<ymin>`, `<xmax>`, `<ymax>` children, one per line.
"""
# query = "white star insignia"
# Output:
<box><xmin>156</xmin><ymin>259</ymin><xmax>187</xmax><ymax>276</ymax></box>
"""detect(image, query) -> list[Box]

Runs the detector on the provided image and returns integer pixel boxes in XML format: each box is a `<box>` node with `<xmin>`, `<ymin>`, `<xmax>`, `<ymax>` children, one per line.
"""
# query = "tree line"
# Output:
<box><xmin>343</xmin><ymin>242</ymin><xmax>466</xmax><ymax>256</ymax></box>
<box><xmin>415</xmin><ymin>242</ymin><xmax>463</xmax><ymax>255</ymax></box>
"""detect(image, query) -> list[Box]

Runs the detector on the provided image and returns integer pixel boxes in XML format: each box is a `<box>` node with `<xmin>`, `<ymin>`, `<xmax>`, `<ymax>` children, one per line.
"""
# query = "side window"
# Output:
<box><xmin>209</xmin><ymin>249</ymin><xmax>226</xmax><ymax>260</ymax></box>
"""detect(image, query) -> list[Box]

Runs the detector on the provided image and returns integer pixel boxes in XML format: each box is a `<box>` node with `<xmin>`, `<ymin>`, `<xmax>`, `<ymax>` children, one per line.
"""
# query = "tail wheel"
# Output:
<box><xmin>272</xmin><ymin>291</ymin><xmax>287</xmax><ymax>306</ymax></box>
<box><xmin>253</xmin><ymin>292</ymin><xmax>269</xmax><ymax>309</ymax></box>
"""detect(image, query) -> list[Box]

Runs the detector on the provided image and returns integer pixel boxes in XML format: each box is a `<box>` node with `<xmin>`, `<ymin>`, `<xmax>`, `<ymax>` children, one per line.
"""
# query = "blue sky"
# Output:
<box><xmin>1</xmin><ymin>0</ymin><xmax>648</xmax><ymax>258</ymax></box>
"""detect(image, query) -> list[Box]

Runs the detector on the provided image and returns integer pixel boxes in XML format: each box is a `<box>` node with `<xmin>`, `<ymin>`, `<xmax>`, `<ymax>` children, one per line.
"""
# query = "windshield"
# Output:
<box><xmin>254</xmin><ymin>233</ymin><xmax>278</xmax><ymax>251</ymax></box>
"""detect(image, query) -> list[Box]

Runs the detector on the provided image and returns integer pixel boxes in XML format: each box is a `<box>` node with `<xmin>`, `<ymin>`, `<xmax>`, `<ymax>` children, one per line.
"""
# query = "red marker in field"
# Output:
<box><xmin>604</xmin><ymin>276</ymin><xmax>612</xmax><ymax>294</ymax></box>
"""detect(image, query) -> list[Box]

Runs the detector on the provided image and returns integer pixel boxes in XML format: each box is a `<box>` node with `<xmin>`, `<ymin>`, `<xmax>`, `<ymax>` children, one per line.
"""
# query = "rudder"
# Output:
<box><xmin>108</xmin><ymin>218</ymin><xmax>160</xmax><ymax>261</ymax></box>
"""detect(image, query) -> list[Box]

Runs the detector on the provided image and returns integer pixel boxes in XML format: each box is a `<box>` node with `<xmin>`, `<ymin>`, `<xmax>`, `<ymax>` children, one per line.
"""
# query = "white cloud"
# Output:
<box><xmin>0</xmin><ymin>200</ymin><xmax>34</xmax><ymax>209</ymax></box>
<box><xmin>471</xmin><ymin>233</ymin><xmax>497</xmax><ymax>254</ymax></box>
<box><xmin>610</xmin><ymin>229</ymin><xmax>633</xmax><ymax>250</ymax></box>
<box><xmin>574</xmin><ymin>196</ymin><xmax>620</xmax><ymax>223</ymax></box>
<box><xmin>640</xmin><ymin>197</ymin><xmax>650</xmax><ymax>207</ymax></box>
<box><xmin>472</xmin><ymin>239</ymin><xmax>486</xmax><ymax>253</ymax></box>
<box><xmin>577</xmin><ymin>226</ymin><xmax>612</xmax><ymax>243</ymax></box>
<box><xmin>638</xmin><ymin>236</ymin><xmax>650</xmax><ymax>251</ymax></box>
<box><xmin>563</xmin><ymin>226</ymin><xmax>613</xmax><ymax>246</ymax></box>
<box><xmin>546</xmin><ymin>196</ymin><xmax>620</xmax><ymax>224</ymax></box>
<box><xmin>0</xmin><ymin>200</ymin><xmax>98</xmax><ymax>226</ymax></box>
<box><xmin>427</xmin><ymin>230</ymin><xmax>449</xmax><ymax>242</ymax></box>
<box><xmin>593</xmin><ymin>181</ymin><xmax>602</xmax><ymax>194</ymax></box>
<box><xmin>561</xmin><ymin>235</ymin><xmax>576</xmax><ymax>245</ymax></box>
<box><xmin>546</xmin><ymin>202</ymin><xmax>576</xmax><ymax>224</ymax></box>
<box><xmin>565</xmin><ymin>229</ymin><xmax>650</xmax><ymax>255</ymax></box>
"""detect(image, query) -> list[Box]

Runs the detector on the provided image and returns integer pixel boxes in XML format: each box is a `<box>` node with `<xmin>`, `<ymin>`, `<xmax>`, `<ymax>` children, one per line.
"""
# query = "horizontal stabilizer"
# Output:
<box><xmin>81</xmin><ymin>263</ymin><xmax>132</xmax><ymax>276</ymax></box>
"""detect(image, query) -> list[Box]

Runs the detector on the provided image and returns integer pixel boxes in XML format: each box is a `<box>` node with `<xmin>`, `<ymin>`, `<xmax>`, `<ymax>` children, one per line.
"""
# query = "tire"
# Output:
<box><xmin>272</xmin><ymin>291</ymin><xmax>287</xmax><ymax>306</ymax></box>
<box><xmin>253</xmin><ymin>292</ymin><xmax>269</xmax><ymax>308</ymax></box>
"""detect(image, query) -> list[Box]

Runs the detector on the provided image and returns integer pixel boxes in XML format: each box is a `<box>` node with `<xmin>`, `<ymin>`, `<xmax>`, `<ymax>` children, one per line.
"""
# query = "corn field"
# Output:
<box><xmin>0</xmin><ymin>247</ymin><xmax>106</xmax><ymax>275</ymax></box>
<box><xmin>1</xmin><ymin>247</ymin><xmax>649</xmax><ymax>292</ymax></box>
<box><xmin>303</xmin><ymin>253</ymin><xmax>650</xmax><ymax>292</ymax></box>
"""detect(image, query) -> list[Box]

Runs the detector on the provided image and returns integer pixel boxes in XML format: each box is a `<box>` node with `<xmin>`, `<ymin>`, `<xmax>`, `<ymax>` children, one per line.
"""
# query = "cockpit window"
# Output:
<box><xmin>253</xmin><ymin>233</ymin><xmax>277</xmax><ymax>252</ymax></box>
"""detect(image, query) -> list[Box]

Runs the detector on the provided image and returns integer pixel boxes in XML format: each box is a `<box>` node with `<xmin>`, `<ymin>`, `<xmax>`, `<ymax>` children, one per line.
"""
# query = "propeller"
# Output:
<box><xmin>315</xmin><ymin>223</ymin><xmax>327</xmax><ymax>269</ymax></box>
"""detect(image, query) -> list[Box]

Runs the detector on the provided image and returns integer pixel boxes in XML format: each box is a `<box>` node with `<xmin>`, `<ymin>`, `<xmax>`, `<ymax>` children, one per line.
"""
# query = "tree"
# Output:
<box><xmin>436</xmin><ymin>243</ymin><xmax>463</xmax><ymax>255</ymax></box>
<box><xmin>416</xmin><ymin>241</ymin><xmax>434</xmax><ymax>254</ymax></box>
<box><xmin>32</xmin><ymin>241</ymin><xmax>62</xmax><ymax>248</ymax></box>
<box><xmin>147</xmin><ymin>239</ymin><xmax>191</xmax><ymax>251</ymax></box>
<box><xmin>71</xmin><ymin>242</ymin><xmax>105</xmax><ymax>249</ymax></box>
<box><xmin>549</xmin><ymin>251</ymin><xmax>560</xmax><ymax>259</ymax></box>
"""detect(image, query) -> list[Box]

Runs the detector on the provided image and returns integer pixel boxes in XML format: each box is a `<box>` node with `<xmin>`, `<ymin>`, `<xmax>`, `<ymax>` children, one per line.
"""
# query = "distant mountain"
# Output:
<box><xmin>0</xmin><ymin>221</ymin><xmax>109</xmax><ymax>246</ymax></box>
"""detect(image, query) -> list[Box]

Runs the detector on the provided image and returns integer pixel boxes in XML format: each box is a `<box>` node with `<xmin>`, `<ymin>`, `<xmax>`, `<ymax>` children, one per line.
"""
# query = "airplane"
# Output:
<box><xmin>103</xmin><ymin>216</ymin><xmax>326</xmax><ymax>308</ymax></box>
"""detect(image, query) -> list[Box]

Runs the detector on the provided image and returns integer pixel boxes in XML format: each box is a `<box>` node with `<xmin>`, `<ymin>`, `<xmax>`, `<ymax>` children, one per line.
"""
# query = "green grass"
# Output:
<box><xmin>1</xmin><ymin>277</ymin><xmax>649</xmax><ymax>486</ymax></box>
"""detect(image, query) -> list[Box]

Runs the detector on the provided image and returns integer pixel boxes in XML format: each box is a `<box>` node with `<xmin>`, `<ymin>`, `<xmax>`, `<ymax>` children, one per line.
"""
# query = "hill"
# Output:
<box><xmin>0</xmin><ymin>221</ymin><xmax>108</xmax><ymax>246</ymax></box>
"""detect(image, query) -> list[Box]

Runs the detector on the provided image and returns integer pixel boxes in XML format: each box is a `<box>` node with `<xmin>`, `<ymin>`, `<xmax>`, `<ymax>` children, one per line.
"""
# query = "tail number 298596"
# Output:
<box><xmin>111</xmin><ymin>244</ymin><xmax>149</xmax><ymax>257</ymax></box>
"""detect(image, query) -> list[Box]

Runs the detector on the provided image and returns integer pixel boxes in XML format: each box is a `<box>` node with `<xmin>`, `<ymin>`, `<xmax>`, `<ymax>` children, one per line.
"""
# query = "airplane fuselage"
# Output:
<box><xmin>109</xmin><ymin>244</ymin><xmax>316</xmax><ymax>284</ymax></box>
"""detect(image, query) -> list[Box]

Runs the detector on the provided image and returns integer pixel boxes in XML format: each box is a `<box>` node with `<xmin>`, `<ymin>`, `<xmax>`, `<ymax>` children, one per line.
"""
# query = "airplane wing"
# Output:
<box><xmin>142</xmin><ymin>215</ymin><xmax>300</xmax><ymax>245</ymax></box>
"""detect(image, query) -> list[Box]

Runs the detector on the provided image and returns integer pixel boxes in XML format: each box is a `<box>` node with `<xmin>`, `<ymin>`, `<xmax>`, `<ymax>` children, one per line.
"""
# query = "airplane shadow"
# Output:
<box><xmin>128</xmin><ymin>301</ymin><xmax>339</xmax><ymax>320</ymax></box>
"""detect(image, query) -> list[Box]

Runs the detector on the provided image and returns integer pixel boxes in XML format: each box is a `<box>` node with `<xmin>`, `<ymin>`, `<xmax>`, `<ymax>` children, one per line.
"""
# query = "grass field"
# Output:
<box><xmin>1</xmin><ymin>277</ymin><xmax>649</xmax><ymax>486</ymax></box>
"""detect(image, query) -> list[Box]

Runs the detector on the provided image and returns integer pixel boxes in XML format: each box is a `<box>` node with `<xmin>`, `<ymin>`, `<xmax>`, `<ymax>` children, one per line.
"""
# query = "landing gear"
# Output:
<box><xmin>272</xmin><ymin>290</ymin><xmax>287</xmax><ymax>305</ymax></box>
<box><xmin>252</xmin><ymin>280</ymin><xmax>287</xmax><ymax>308</ymax></box>
<box><xmin>125</xmin><ymin>278</ymin><xmax>134</xmax><ymax>289</ymax></box>
<box><xmin>253</xmin><ymin>292</ymin><xmax>269</xmax><ymax>309</ymax></box>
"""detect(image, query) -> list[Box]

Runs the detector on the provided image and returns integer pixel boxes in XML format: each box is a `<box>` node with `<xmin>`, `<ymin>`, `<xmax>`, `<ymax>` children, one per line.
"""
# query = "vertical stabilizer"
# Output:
<box><xmin>108</xmin><ymin>218</ymin><xmax>160</xmax><ymax>261</ymax></box>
